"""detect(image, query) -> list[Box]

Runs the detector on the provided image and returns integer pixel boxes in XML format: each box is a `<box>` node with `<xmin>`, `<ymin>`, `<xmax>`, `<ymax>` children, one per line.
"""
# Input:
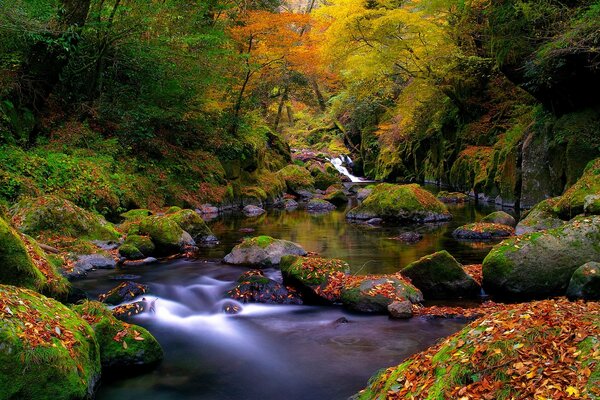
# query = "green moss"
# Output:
<box><xmin>166</xmin><ymin>209</ymin><xmax>213</xmax><ymax>241</ymax></box>
<box><xmin>118</xmin><ymin>243</ymin><xmax>144</xmax><ymax>260</ymax></box>
<box><xmin>554</xmin><ymin>158</ymin><xmax>600</xmax><ymax>219</ymax></box>
<box><xmin>138</xmin><ymin>215</ymin><xmax>190</xmax><ymax>254</ymax></box>
<box><xmin>72</xmin><ymin>301</ymin><xmax>163</xmax><ymax>371</ymax></box>
<box><xmin>120</xmin><ymin>209</ymin><xmax>152</xmax><ymax>220</ymax></box>
<box><xmin>0</xmin><ymin>285</ymin><xmax>101</xmax><ymax>400</ymax></box>
<box><xmin>123</xmin><ymin>234</ymin><xmax>155</xmax><ymax>256</ymax></box>
<box><xmin>255</xmin><ymin>235</ymin><xmax>275</xmax><ymax>249</ymax></box>
<box><xmin>281</xmin><ymin>256</ymin><xmax>348</xmax><ymax>286</ymax></box>
<box><xmin>277</xmin><ymin>165</ymin><xmax>315</xmax><ymax>192</ymax></box>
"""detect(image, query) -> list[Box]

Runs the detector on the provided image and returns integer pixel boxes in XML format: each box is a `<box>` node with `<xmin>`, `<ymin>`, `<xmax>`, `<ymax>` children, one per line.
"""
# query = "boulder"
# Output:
<box><xmin>243</xmin><ymin>205</ymin><xmax>266</xmax><ymax>217</ymax></box>
<box><xmin>436</xmin><ymin>191</ymin><xmax>469</xmax><ymax>203</ymax></box>
<box><xmin>453</xmin><ymin>222</ymin><xmax>514</xmax><ymax>240</ymax></box>
<box><xmin>122</xmin><ymin>257</ymin><xmax>158</xmax><ymax>267</ymax></box>
<box><xmin>120</xmin><ymin>209</ymin><xmax>152</xmax><ymax>220</ymax></box>
<box><xmin>72</xmin><ymin>301</ymin><xmax>163</xmax><ymax>372</ymax></box>
<box><xmin>390</xmin><ymin>232</ymin><xmax>423</xmax><ymax>243</ymax></box>
<box><xmin>340</xmin><ymin>275</ymin><xmax>423</xmax><ymax>313</ymax></box>
<box><xmin>283</xmin><ymin>199</ymin><xmax>299</xmax><ymax>210</ymax></box>
<box><xmin>69</xmin><ymin>253</ymin><xmax>117</xmax><ymax>279</ymax></box>
<box><xmin>401</xmin><ymin>250</ymin><xmax>480</xmax><ymax>299</ymax></box>
<box><xmin>584</xmin><ymin>194</ymin><xmax>600</xmax><ymax>215</ymax></box>
<box><xmin>0</xmin><ymin>218</ymin><xmax>70</xmax><ymax>299</ymax></box>
<box><xmin>482</xmin><ymin>216</ymin><xmax>600</xmax><ymax>299</ymax></box>
<box><xmin>224</xmin><ymin>236</ymin><xmax>307</xmax><ymax>266</ymax></box>
<box><xmin>356</xmin><ymin>188</ymin><xmax>373</xmax><ymax>201</ymax></box>
<box><xmin>10</xmin><ymin>195</ymin><xmax>120</xmax><ymax>240</ymax></box>
<box><xmin>553</xmin><ymin>158</ymin><xmax>600</xmax><ymax>218</ymax></box>
<box><xmin>366</xmin><ymin>218</ymin><xmax>383</xmax><ymax>226</ymax></box>
<box><xmin>166</xmin><ymin>209</ymin><xmax>216</xmax><ymax>243</ymax></box>
<box><xmin>225</xmin><ymin>270</ymin><xmax>302</xmax><ymax>305</ymax></box>
<box><xmin>515</xmin><ymin>198</ymin><xmax>565</xmax><ymax>235</ymax></box>
<box><xmin>197</xmin><ymin>204</ymin><xmax>219</xmax><ymax>215</ymax></box>
<box><xmin>387</xmin><ymin>300</ymin><xmax>413</xmax><ymax>319</ymax></box>
<box><xmin>98</xmin><ymin>281</ymin><xmax>149</xmax><ymax>305</ymax></box>
<box><xmin>306</xmin><ymin>198</ymin><xmax>336</xmax><ymax>212</ymax></box>
<box><xmin>123</xmin><ymin>235</ymin><xmax>155</xmax><ymax>256</ymax></box>
<box><xmin>566</xmin><ymin>261</ymin><xmax>600</xmax><ymax>300</ymax></box>
<box><xmin>481</xmin><ymin>211</ymin><xmax>517</xmax><ymax>227</ymax></box>
<box><xmin>281</xmin><ymin>256</ymin><xmax>350</xmax><ymax>302</ymax></box>
<box><xmin>0</xmin><ymin>285</ymin><xmax>101</xmax><ymax>400</ymax></box>
<box><xmin>346</xmin><ymin>183</ymin><xmax>451</xmax><ymax>222</ymax></box>
<box><xmin>137</xmin><ymin>216</ymin><xmax>195</xmax><ymax>255</ymax></box>
<box><xmin>324</xmin><ymin>189</ymin><xmax>348</xmax><ymax>205</ymax></box>
<box><xmin>277</xmin><ymin>165</ymin><xmax>315</xmax><ymax>193</ymax></box>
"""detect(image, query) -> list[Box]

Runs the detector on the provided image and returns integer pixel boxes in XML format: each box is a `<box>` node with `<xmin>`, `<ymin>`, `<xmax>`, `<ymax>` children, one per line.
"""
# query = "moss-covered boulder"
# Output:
<box><xmin>482</xmin><ymin>216</ymin><xmax>600</xmax><ymax>299</ymax></box>
<box><xmin>277</xmin><ymin>165</ymin><xmax>315</xmax><ymax>193</ymax></box>
<box><xmin>346</xmin><ymin>183</ymin><xmax>451</xmax><ymax>222</ymax></box>
<box><xmin>99</xmin><ymin>281</ymin><xmax>149</xmax><ymax>305</ymax></box>
<box><xmin>137</xmin><ymin>215</ymin><xmax>195</xmax><ymax>255</ymax></box>
<box><xmin>515</xmin><ymin>197</ymin><xmax>565</xmax><ymax>235</ymax></box>
<box><xmin>10</xmin><ymin>195</ymin><xmax>119</xmax><ymax>240</ymax></box>
<box><xmin>340</xmin><ymin>275</ymin><xmax>423</xmax><ymax>313</ymax></box>
<box><xmin>280</xmin><ymin>256</ymin><xmax>350</xmax><ymax>302</ymax></box>
<box><xmin>120</xmin><ymin>209</ymin><xmax>152</xmax><ymax>221</ymax></box>
<box><xmin>118</xmin><ymin>244</ymin><xmax>143</xmax><ymax>260</ymax></box>
<box><xmin>354</xmin><ymin>299</ymin><xmax>600</xmax><ymax>400</ymax></box>
<box><xmin>73</xmin><ymin>301</ymin><xmax>162</xmax><ymax>372</ymax></box>
<box><xmin>356</xmin><ymin>188</ymin><xmax>373</xmax><ymax>201</ymax></box>
<box><xmin>225</xmin><ymin>270</ymin><xmax>303</xmax><ymax>305</ymax></box>
<box><xmin>0</xmin><ymin>218</ymin><xmax>70</xmax><ymax>299</ymax></box>
<box><xmin>554</xmin><ymin>158</ymin><xmax>600</xmax><ymax>219</ymax></box>
<box><xmin>453</xmin><ymin>222</ymin><xmax>515</xmax><ymax>240</ymax></box>
<box><xmin>0</xmin><ymin>285</ymin><xmax>101</xmax><ymax>400</ymax></box>
<box><xmin>324</xmin><ymin>189</ymin><xmax>348</xmax><ymax>205</ymax></box>
<box><xmin>166</xmin><ymin>209</ymin><xmax>216</xmax><ymax>243</ymax></box>
<box><xmin>566</xmin><ymin>262</ymin><xmax>600</xmax><ymax>300</ymax></box>
<box><xmin>481</xmin><ymin>211</ymin><xmax>517</xmax><ymax>227</ymax></box>
<box><xmin>401</xmin><ymin>251</ymin><xmax>480</xmax><ymax>299</ymax></box>
<box><xmin>436</xmin><ymin>191</ymin><xmax>469</xmax><ymax>203</ymax></box>
<box><xmin>306</xmin><ymin>198</ymin><xmax>336</xmax><ymax>212</ymax></box>
<box><xmin>223</xmin><ymin>236</ymin><xmax>307</xmax><ymax>266</ymax></box>
<box><xmin>119</xmin><ymin>234</ymin><xmax>155</xmax><ymax>260</ymax></box>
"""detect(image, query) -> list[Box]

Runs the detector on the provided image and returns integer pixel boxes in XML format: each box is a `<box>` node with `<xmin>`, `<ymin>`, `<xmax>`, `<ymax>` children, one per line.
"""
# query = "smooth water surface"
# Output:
<box><xmin>79</xmin><ymin>193</ymin><xmax>511</xmax><ymax>400</ymax></box>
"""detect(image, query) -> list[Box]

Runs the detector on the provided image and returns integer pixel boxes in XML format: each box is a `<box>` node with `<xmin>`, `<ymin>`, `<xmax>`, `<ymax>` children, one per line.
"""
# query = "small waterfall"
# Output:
<box><xmin>329</xmin><ymin>156</ymin><xmax>367</xmax><ymax>183</ymax></box>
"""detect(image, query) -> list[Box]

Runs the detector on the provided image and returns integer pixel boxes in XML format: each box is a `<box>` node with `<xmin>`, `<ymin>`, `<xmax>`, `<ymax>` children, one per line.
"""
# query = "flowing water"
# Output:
<box><xmin>76</xmin><ymin>187</ymin><xmax>513</xmax><ymax>400</ymax></box>
<box><xmin>329</xmin><ymin>157</ymin><xmax>368</xmax><ymax>183</ymax></box>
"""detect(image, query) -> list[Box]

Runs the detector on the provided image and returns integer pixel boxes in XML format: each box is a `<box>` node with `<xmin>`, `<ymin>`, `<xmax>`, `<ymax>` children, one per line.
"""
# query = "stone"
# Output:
<box><xmin>340</xmin><ymin>276</ymin><xmax>423</xmax><ymax>313</ymax></box>
<box><xmin>356</xmin><ymin>188</ymin><xmax>373</xmax><ymax>201</ymax></box>
<box><xmin>566</xmin><ymin>261</ymin><xmax>600</xmax><ymax>300</ymax></box>
<box><xmin>391</xmin><ymin>232</ymin><xmax>423</xmax><ymax>243</ymax></box>
<box><xmin>481</xmin><ymin>211</ymin><xmax>517</xmax><ymax>227</ymax></box>
<box><xmin>401</xmin><ymin>250</ymin><xmax>480</xmax><ymax>299</ymax></box>
<box><xmin>453</xmin><ymin>222</ymin><xmax>514</xmax><ymax>240</ymax></box>
<box><xmin>387</xmin><ymin>300</ymin><xmax>414</xmax><ymax>319</ymax></box>
<box><xmin>223</xmin><ymin>236</ymin><xmax>307</xmax><ymax>266</ymax></box>
<box><xmin>366</xmin><ymin>218</ymin><xmax>383</xmax><ymax>225</ymax></box>
<box><xmin>515</xmin><ymin>198</ymin><xmax>565</xmax><ymax>235</ymax></box>
<box><xmin>436</xmin><ymin>191</ymin><xmax>470</xmax><ymax>203</ymax></box>
<box><xmin>98</xmin><ymin>281</ymin><xmax>149</xmax><ymax>305</ymax></box>
<box><xmin>306</xmin><ymin>198</ymin><xmax>336</xmax><ymax>212</ymax></box>
<box><xmin>225</xmin><ymin>270</ymin><xmax>302</xmax><ymax>305</ymax></box>
<box><xmin>243</xmin><ymin>205</ymin><xmax>266</xmax><ymax>216</ymax></box>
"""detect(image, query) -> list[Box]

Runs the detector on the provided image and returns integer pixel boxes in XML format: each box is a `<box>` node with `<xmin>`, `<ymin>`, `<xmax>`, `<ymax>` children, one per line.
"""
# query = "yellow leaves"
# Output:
<box><xmin>566</xmin><ymin>386</ymin><xmax>580</xmax><ymax>397</ymax></box>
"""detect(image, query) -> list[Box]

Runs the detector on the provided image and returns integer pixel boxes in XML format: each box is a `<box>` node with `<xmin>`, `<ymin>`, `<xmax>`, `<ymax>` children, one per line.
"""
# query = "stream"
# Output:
<box><xmin>75</xmin><ymin>187</ymin><xmax>512</xmax><ymax>400</ymax></box>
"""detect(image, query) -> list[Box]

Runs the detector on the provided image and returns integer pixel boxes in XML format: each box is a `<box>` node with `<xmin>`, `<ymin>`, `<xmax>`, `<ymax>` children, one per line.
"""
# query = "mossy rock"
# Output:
<box><xmin>0</xmin><ymin>217</ymin><xmax>70</xmax><ymax>299</ymax></box>
<box><xmin>340</xmin><ymin>276</ymin><xmax>423</xmax><ymax>314</ymax></box>
<box><xmin>138</xmin><ymin>215</ymin><xmax>195</xmax><ymax>255</ymax></box>
<box><xmin>401</xmin><ymin>250</ymin><xmax>480</xmax><ymax>299</ymax></box>
<box><xmin>312</xmin><ymin>169</ymin><xmax>342</xmax><ymax>191</ymax></box>
<box><xmin>118</xmin><ymin>244</ymin><xmax>144</xmax><ymax>260</ymax></box>
<box><xmin>346</xmin><ymin>183</ymin><xmax>451</xmax><ymax>222</ymax></box>
<box><xmin>515</xmin><ymin>197</ymin><xmax>565</xmax><ymax>235</ymax></box>
<box><xmin>554</xmin><ymin>158</ymin><xmax>600</xmax><ymax>219</ymax></box>
<box><xmin>165</xmin><ymin>206</ymin><xmax>182</xmax><ymax>214</ymax></box>
<box><xmin>566</xmin><ymin>261</ymin><xmax>600</xmax><ymax>300</ymax></box>
<box><xmin>436</xmin><ymin>191</ymin><xmax>470</xmax><ymax>203</ymax></box>
<box><xmin>280</xmin><ymin>256</ymin><xmax>350</xmax><ymax>302</ymax></box>
<box><xmin>324</xmin><ymin>189</ymin><xmax>348</xmax><ymax>205</ymax></box>
<box><xmin>166</xmin><ymin>209</ymin><xmax>215</xmax><ymax>242</ymax></box>
<box><xmin>481</xmin><ymin>211</ymin><xmax>516</xmax><ymax>227</ymax></box>
<box><xmin>72</xmin><ymin>301</ymin><xmax>163</xmax><ymax>372</ymax></box>
<box><xmin>10</xmin><ymin>195</ymin><xmax>120</xmax><ymax>241</ymax></box>
<box><xmin>223</xmin><ymin>236</ymin><xmax>307</xmax><ymax>266</ymax></box>
<box><xmin>120</xmin><ymin>209</ymin><xmax>152</xmax><ymax>221</ymax></box>
<box><xmin>482</xmin><ymin>216</ymin><xmax>600</xmax><ymax>299</ymax></box>
<box><xmin>353</xmin><ymin>299</ymin><xmax>600</xmax><ymax>399</ymax></box>
<box><xmin>98</xmin><ymin>281</ymin><xmax>149</xmax><ymax>305</ymax></box>
<box><xmin>225</xmin><ymin>270</ymin><xmax>302</xmax><ymax>305</ymax></box>
<box><xmin>123</xmin><ymin>235</ymin><xmax>155</xmax><ymax>257</ymax></box>
<box><xmin>277</xmin><ymin>165</ymin><xmax>315</xmax><ymax>193</ymax></box>
<box><xmin>453</xmin><ymin>222</ymin><xmax>515</xmax><ymax>240</ymax></box>
<box><xmin>0</xmin><ymin>285</ymin><xmax>101</xmax><ymax>400</ymax></box>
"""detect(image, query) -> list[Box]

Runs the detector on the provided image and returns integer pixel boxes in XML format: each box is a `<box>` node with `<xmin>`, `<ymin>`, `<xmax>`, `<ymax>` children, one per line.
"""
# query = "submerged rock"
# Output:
<box><xmin>99</xmin><ymin>281</ymin><xmax>149</xmax><ymax>305</ymax></box>
<box><xmin>401</xmin><ymin>250</ymin><xmax>480</xmax><ymax>299</ymax></box>
<box><xmin>482</xmin><ymin>216</ymin><xmax>600</xmax><ymax>299</ymax></box>
<box><xmin>224</xmin><ymin>236</ymin><xmax>307</xmax><ymax>266</ymax></box>
<box><xmin>243</xmin><ymin>205</ymin><xmax>266</xmax><ymax>217</ymax></box>
<box><xmin>453</xmin><ymin>222</ymin><xmax>514</xmax><ymax>240</ymax></box>
<box><xmin>566</xmin><ymin>261</ymin><xmax>600</xmax><ymax>300</ymax></box>
<box><xmin>390</xmin><ymin>232</ymin><xmax>423</xmax><ymax>243</ymax></box>
<box><xmin>481</xmin><ymin>211</ymin><xmax>517</xmax><ymax>227</ymax></box>
<box><xmin>73</xmin><ymin>301</ymin><xmax>163</xmax><ymax>372</ymax></box>
<box><xmin>0</xmin><ymin>285</ymin><xmax>101</xmax><ymax>400</ymax></box>
<box><xmin>346</xmin><ymin>183</ymin><xmax>451</xmax><ymax>222</ymax></box>
<box><xmin>515</xmin><ymin>198</ymin><xmax>565</xmax><ymax>235</ymax></box>
<box><xmin>387</xmin><ymin>300</ymin><xmax>413</xmax><ymax>319</ymax></box>
<box><xmin>225</xmin><ymin>270</ymin><xmax>302</xmax><ymax>305</ymax></box>
<box><xmin>306</xmin><ymin>198</ymin><xmax>336</xmax><ymax>212</ymax></box>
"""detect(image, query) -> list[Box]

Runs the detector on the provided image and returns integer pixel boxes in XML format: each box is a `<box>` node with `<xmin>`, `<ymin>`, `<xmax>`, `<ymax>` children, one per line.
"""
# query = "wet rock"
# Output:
<box><xmin>112</xmin><ymin>301</ymin><xmax>147</xmax><ymax>319</ymax></box>
<box><xmin>281</xmin><ymin>256</ymin><xmax>350</xmax><ymax>302</ymax></box>
<box><xmin>436</xmin><ymin>191</ymin><xmax>469</xmax><ymax>203</ymax></box>
<box><xmin>225</xmin><ymin>270</ymin><xmax>303</xmax><ymax>305</ymax></box>
<box><xmin>332</xmin><ymin>317</ymin><xmax>351</xmax><ymax>325</ymax></box>
<box><xmin>166</xmin><ymin>209</ymin><xmax>216</xmax><ymax>243</ymax></box>
<box><xmin>366</xmin><ymin>218</ymin><xmax>383</xmax><ymax>226</ymax></box>
<box><xmin>356</xmin><ymin>188</ymin><xmax>373</xmax><ymax>201</ymax></box>
<box><xmin>122</xmin><ymin>257</ymin><xmax>158</xmax><ymax>267</ymax></box>
<box><xmin>295</xmin><ymin>189</ymin><xmax>315</xmax><ymax>199</ymax></box>
<box><xmin>69</xmin><ymin>253</ymin><xmax>117</xmax><ymax>279</ymax></box>
<box><xmin>515</xmin><ymin>198</ymin><xmax>565</xmax><ymax>235</ymax></box>
<box><xmin>401</xmin><ymin>250</ymin><xmax>480</xmax><ymax>299</ymax></box>
<box><xmin>111</xmin><ymin>274</ymin><xmax>142</xmax><ymax>281</ymax></box>
<box><xmin>391</xmin><ymin>232</ymin><xmax>423</xmax><ymax>243</ymax></box>
<box><xmin>0</xmin><ymin>285</ymin><xmax>100</xmax><ymax>399</ymax></box>
<box><xmin>388</xmin><ymin>300</ymin><xmax>413</xmax><ymax>319</ymax></box>
<box><xmin>566</xmin><ymin>261</ymin><xmax>600</xmax><ymax>300</ymax></box>
<box><xmin>453</xmin><ymin>222</ymin><xmax>514</xmax><ymax>240</ymax></box>
<box><xmin>197</xmin><ymin>204</ymin><xmax>219</xmax><ymax>215</ymax></box>
<box><xmin>137</xmin><ymin>215</ymin><xmax>196</xmax><ymax>255</ymax></box>
<box><xmin>220</xmin><ymin>300</ymin><xmax>243</xmax><ymax>314</ymax></box>
<box><xmin>481</xmin><ymin>211</ymin><xmax>517</xmax><ymax>227</ymax></box>
<box><xmin>243</xmin><ymin>205</ymin><xmax>266</xmax><ymax>217</ymax></box>
<box><xmin>224</xmin><ymin>235</ymin><xmax>307</xmax><ymax>266</ymax></box>
<box><xmin>340</xmin><ymin>276</ymin><xmax>423</xmax><ymax>314</ymax></box>
<box><xmin>99</xmin><ymin>281</ymin><xmax>149</xmax><ymax>305</ymax></box>
<box><xmin>283</xmin><ymin>199</ymin><xmax>299</xmax><ymax>209</ymax></box>
<box><xmin>347</xmin><ymin>183</ymin><xmax>451</xmax><ymax>223</ymax></box>
<box><xmin>483</xmin><ymin>216</ymin><xmax>600</xmax><ymax>299</ymax></box>
<box><xmin>306</xmin><ymin>198</ymin><xmax>336</xmax><ymax>212</ymax></box>
<box><xmin>91</xmin><ymin>240</ymin><xmax>120</xmax><ymax>251</ymax></box>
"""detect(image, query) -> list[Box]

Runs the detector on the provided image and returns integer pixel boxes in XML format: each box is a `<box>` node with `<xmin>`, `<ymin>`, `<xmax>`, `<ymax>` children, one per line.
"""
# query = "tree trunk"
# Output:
<box><xmin>59</xmin><ymin>0</ymin><xmax>91</xmax><ymax>28</ymax></box>
<box><xmin>274</xmin><ymin>87</ymin><xmax>288</xmax><ymax>130</ymax></box>
<box><xmin>311</xmin><ymin>79</ymin><xmax>326</xmax><ymax>111</ymax></box>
